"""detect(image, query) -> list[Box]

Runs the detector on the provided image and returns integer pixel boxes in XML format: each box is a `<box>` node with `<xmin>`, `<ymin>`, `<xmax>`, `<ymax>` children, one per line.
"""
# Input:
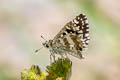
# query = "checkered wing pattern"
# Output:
<box><xmin>52</xmin><ymin>14</ymin><xmax>90</xmax><ymax>59</ymax></box>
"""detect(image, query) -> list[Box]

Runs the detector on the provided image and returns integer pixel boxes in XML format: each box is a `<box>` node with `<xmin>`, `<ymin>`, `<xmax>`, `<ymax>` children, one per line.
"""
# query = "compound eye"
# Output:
<box><xmin>46</xmin><ymin>44</ymin><xmax>49</xmax><ymax>48</ymax></box>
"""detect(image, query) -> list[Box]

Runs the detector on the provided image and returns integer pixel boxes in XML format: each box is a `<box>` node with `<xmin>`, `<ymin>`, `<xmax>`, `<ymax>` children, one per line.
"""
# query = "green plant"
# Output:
<box><xmin>21</xmin><ymin>58</ymin><xmax>72</xmax><ymax>80</ymax></box>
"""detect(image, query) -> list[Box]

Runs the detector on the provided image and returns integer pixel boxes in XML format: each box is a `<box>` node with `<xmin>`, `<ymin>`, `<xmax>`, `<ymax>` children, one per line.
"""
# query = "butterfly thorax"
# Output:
<box><xmin>42</xmin><ymin>40</ymin><xmax>67</xmax><ymax>55</ymax></box>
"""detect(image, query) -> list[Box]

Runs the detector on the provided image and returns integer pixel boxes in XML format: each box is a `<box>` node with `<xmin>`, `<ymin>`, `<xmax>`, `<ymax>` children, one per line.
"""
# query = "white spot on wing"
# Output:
<box><xmin>86</xmin><ymin>29</ymin><xmax>89</xmax><ymax>31</ymax></box>
<box><xmin>87</xmin><ymin>36</ymin><xmax>90</xmax><ymax>39</ymax></box>
<box><xmin>86</xmin><ymin>25</ymin><xmax>89</xmax><ymax>27</ymax></box>
<box><xmin>82</xmin><ymin>21</ymin><xmax>84</xmax><ymax>25</ymax></box>
<box><xmin>78</xmin><ymin>30</ymin><xmax>83</xmax><ymax>33</ymax></box>
<box><xmin>83</xmin><ymin>47</ymin><xmax>88</xmax><ymax>51</ymax></box>
<box><xmin>66</xmin><ymin>26</ymin><xmax>70</xmax><ymax>29</ymax></box>
<box><xmin>65</xmin><ymin>31</ymin><xmax>68</xmax><ymax>34</ymax></box>
<box><xmin>85</xmin><ymin>20</ymin><xmax>88</xmax><ymax>23</ymax></box>
<box><xmin>73</xmin><ymin>19</ymin><xmax>79</xmax><ymax>24</ymax></box>
<box><xmin>74</xmin><ymin>24</ymin><xmax>77</xmax><ymax>26</ymax></box>
<box><xmin>85</xmin><ymin>40</ymin><xmax>89</xmax><ymax>43</ymax></box>
<box><xmin>70</xmin><ymin>45</ymin><xmax>74</xmax><ymax>48</ymax></box>
<box><xmin>84</xmin><ymin>16</ymin><xmax>87</xmax><ymax>19</ymax></box>
<box><xmin>85</xmin><ymin>33</ymin><xmax>89</xmax><ymax>37</ymax></box>
<box><xmin>80</xmin><ymin>38</ymin><xmax>84</xmax><ymax>41</ymax></box>
<box><xmin>60</xmin><ymin>34</ymin><xmax>63</xmax><ymax>37</ymax></box>
<box><xmin>76</xmin><ymin>27</ymin><xmax>80</xmax><ymax>30</ymax></box>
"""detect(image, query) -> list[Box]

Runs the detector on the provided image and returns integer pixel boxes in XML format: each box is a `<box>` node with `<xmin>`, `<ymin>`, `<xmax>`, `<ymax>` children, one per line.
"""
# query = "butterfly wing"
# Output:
<box><xmin>52</xmin><ymin>14</ymin><xmax>90</xmax><ymax>59</ymax></box>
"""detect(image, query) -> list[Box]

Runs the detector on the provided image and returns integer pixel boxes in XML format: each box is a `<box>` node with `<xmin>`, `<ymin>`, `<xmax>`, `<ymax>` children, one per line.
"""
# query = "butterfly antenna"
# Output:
<box><xmin>35</xmin><ymin>35</ymin><xmax>46</xmax><ymax>53</ymax></box>
<box><xmin>41</xmin><ymin>35</ymin><xmax>47</xmax><ymax>41</ymax></box>
<box><xmin>35</xmin><ymin>47</ymin><xmax>43</xmax><ymax>53</ymax></box>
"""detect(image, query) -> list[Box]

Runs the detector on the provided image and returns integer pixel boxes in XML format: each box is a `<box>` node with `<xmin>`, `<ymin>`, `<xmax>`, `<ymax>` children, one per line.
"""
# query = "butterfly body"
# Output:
<box><xmin>42</xmin><ymin>14</ymin><xmax>90</xmax><ymax>59</ymax></box>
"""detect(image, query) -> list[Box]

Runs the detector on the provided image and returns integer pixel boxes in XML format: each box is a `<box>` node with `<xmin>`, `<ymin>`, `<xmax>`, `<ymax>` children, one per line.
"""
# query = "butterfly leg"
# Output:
<box><xmin>78</xmin><ymin>51</ymin><xmax>84</xmax><ymax>59</ymax></box>
<box><xmin>52</xmin><ymin>53</ymin><xmax>56</xmax><ymax>62</ymax></box>
<box><xmin>60</xmin><ymin>53</ymin><xmax>65</xmax><ymax>59</ymax></box>
<box><xmin>50</xmin><ymin>53</ymin><xmax>56</xmax><ymax>63</ymax></box>
<box><xmin>65</xmin><ymin>53</ymin><xmax>68</xmax><ymax>59</ymax></box>
<box><xmin>50</xmin><ymin>54</ymin><xmax>52</xmax><ymax>63</ymax></box>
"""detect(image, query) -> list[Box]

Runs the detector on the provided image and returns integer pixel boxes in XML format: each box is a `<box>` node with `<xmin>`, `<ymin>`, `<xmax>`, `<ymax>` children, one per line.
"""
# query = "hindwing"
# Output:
<box><xmin>52</xmin><ymin>14</ymin><xmax>90</xmax><ymax>58</ymax></box>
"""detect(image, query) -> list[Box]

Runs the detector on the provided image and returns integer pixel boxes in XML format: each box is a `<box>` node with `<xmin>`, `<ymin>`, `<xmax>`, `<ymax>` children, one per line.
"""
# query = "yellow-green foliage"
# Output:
<box><xmin>21</xmin><ymin>58</ymin><xmax>72</xmax><ymax>80</ymax></box>
<box><xmin>21</xmin><ymin>65</ymin><xmax>46</xmax><ymax>80</ymax></box>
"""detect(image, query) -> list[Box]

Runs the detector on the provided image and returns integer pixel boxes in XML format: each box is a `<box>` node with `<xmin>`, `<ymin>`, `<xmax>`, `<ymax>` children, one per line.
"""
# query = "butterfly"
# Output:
<box><xmin>37</xmin><ymin>14</ymin><xmax>90</xmax><ymax>60</ymax></box>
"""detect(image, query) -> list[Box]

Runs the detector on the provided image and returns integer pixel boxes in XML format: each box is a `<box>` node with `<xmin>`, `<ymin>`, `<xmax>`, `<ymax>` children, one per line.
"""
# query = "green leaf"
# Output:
<box><xmin>46</xmin><ymin>58</ymin><xmax>72</xmax><ymax>80</ymax></box>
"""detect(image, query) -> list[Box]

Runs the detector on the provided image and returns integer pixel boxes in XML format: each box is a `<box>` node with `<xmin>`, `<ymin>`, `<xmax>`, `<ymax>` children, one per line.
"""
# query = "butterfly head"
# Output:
<box><xmin>42</xmin><ymin>40</ymin><xmax>52</xmax><ymax>49</ymax></box>
<box><xmin>42</xmin><ymin>41</ymin><xmax>49</xmax><ymax>48</ymax></box>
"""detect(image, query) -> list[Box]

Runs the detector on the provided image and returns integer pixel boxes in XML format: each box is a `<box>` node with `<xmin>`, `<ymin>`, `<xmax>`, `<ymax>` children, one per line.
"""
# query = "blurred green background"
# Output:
<box><xmin>0</xmin><ymin>0</ymin><xmax>120</xmax><ymax>80</ymax></box>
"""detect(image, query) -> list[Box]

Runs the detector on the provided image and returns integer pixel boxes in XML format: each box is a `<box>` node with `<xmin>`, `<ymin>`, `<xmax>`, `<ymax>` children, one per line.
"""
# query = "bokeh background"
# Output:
<box><xmin>0</xmin><ymin>0</ymin><xmax>120</xmax><ymax>80</ymax></box>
